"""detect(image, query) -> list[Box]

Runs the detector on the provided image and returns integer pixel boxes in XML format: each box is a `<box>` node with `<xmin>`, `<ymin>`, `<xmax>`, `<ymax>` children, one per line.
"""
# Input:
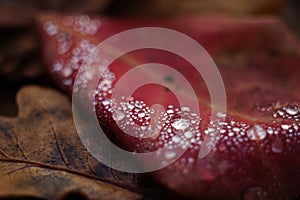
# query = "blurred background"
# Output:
<box><xmin>0</xmin><ymin>0</ymin><xmax>299</xmax><ymax>116</ymax></box>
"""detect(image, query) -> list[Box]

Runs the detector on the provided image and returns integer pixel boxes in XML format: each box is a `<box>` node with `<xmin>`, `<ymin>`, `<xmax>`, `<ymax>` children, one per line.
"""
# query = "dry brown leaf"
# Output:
<box><xmin>0</xmin><ymin>86</ymin><xmax>142</xmax><ymax>200</ymax></box>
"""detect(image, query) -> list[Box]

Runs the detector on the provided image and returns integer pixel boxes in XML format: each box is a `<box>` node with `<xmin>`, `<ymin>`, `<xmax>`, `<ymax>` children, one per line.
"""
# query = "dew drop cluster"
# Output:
<box><xmin>43</xmin><ymin>16</ymin><xmax>100</xmax><ymax>89</ymax></box>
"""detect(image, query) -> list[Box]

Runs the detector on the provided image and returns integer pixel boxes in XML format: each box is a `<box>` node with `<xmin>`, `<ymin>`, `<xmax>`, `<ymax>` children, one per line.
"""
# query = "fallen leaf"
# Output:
<box><xmin>0</xmin><ymin>86</ymin><xmax>142</xmax><ymax>200</ymax></box>
<box><xmin>40</xmin><ymin>14</ymin><xmax>300</xmax><ymax>199</ymax></box>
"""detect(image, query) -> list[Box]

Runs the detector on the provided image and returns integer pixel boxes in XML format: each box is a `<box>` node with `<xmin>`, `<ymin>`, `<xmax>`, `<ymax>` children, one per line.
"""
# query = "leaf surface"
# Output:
<box><xmin>0</xmin><ymin>86</ymin><xmax>142</xmax><ymax>200</ymax></box>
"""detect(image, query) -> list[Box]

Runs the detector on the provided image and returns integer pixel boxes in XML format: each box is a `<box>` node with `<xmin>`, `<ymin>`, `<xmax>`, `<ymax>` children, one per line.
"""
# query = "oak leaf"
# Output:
<box><xmin>0</xmin><ymin>86</ymin><xmax>142</xmax><ymax>200</ymax></box>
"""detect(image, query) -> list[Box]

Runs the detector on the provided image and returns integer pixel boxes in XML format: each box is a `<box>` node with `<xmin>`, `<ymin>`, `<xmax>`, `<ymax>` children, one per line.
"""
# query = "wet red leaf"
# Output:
<box><xmin>40</xmin><ymin>14</ymin><xmax>300</xmax><ymax>199</ymax></box>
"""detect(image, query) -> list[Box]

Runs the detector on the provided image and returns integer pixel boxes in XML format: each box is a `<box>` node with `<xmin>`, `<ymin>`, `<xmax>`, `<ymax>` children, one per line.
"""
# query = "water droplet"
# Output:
<box><xmin>243</xmin><ymin>186</ymin><xmax>268</xmax><ymax>200</ymax></box>
<box><xmin>138</xmin><ymin>112</ymin><xmax>146</xmax><ymax>118</ymax></box>
<box><xmin>62</xmin><ymin>67</ymin><xmax>73</xmax><ymax>77</ymax></box>
<box><xmin>102</xmin><ymin>99</ymin><xmax>110</xmax><ymax>106</ymax></box>
<box><xmin>172</xmin><ymin>136</ymin><xmax>181</xmax><ymax>143</ymax></box>
<box><xmin>207</xmin><ymin>127</ymin><xmax>215</xmax><ymax>133</ymax></box>
<box><xmin>294</xmin><ymin>124</ymin><xmax>299</xmax><ymax>130</ymax></box>
<box><xmin>43</xmin><ymin>21</ymin><xmax>59</xmax><ymax>36</ymax></box>
<box><xmin>218</xmin><ymin>129</ymin><xmax>225</xmax><ymax>134</ymax></box>
<box><xmin>165</xmin><ymin>151</ymin><xmax>177</xmax><ymax>160</ymax></box>
<box><xmin>281</xmin><ymin>124</ymin><xmax>291</xmax><ymax>130</ymax></box>
<box><xmin>128</xmin><ymin>104</ymin><xmax>134</xmax><ymax>110</ymax></box>
<box><xmin>277</xmin><ymin>110</ymin><xmax>285</xmax><ymax>116</ymax></box>
<box><xmin>267</xmin><ymin>128</ymin><xmax>273</xmax><ymax>134</ymax></box>
<box><xmin>246</xmin><ymin>128</ymin><xmax>256</xmax><ymax>140</ymax></box>
<box><xmin>246</xmin><ymin>125</ymin><xmax>266</xmax><ymax>141</ymax></box>
<box><xmin>113</xmin><ymin>110</ymin><xmax>125</xmax><ymax>121</ymax></box>
<box><xmin>181</xmin><ymin>107</ymin><xmax>190</xmax><ymax>112</ymax></box>
<box><xmin>184</xmin><ymin>131</ymin><xmax>194</xmax><ymax>139</ymax></box>
<box><xmin>52</xmin><ymin>59</ymin><xmax>64</xmax><ymax>72</ymax></box>
<box><xmin>285</xmin><ymin>104</ymin><xmax>299</xmax><ymax>116</ymax></box>
<box><xmin>190</xmin><ymin>120</ymin><xmax>198</xmax><ymax>124</ymax></box>
<box><xmin>228</xmin><ymin>132</ymin><xmax>234</xmax><ymax>137</ymax></box>
<box><xmin>63</xmin><ymin>78</ymin><xmax>72</xmax><ymax>86</ymax></box>
<box><xmin>216</xmin><ymin>111</ymin><xmax>226</xmax><ymax>118</ymax></box>
<box><xmin>167</xmin><ymin>109</ymin><xmax>174</xmax><ymax>114</ymax></box>
<box><xmin>171</xmin><ymin>118</ymin><xmax>190</xmax><ymax>131</ymax></box>
<box><xmin>233</xmin><ymin>127</ymin><xmax>240</xmax><ymax>132</ymax></box>
<box><xmin>271</xmin><ymin>138</ymin><xmax>284</xmax><ymax>153</ymax></box>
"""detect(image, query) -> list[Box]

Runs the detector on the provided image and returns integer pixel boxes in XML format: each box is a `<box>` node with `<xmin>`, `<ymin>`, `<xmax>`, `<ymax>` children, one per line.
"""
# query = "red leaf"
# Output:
<box><xmin>40</xmin><ymin>14</ymin><xmax>300</xmax><ymax>199</ymax></box>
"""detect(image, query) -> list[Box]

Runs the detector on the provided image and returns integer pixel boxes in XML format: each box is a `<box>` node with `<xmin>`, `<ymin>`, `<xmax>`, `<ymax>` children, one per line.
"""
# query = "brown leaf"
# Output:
<box><xmin>0</xmin><ymin>86</ymin><xmax>142</xmax><ymax>200</ymax></box>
